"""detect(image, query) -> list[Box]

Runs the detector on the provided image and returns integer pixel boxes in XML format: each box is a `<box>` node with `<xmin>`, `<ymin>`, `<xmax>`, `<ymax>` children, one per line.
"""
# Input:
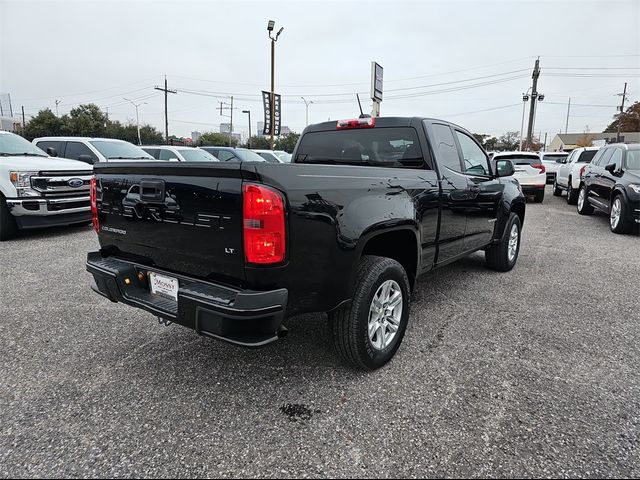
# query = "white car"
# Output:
<box><xmin>554</xmin><ymin>147</ymin><xmax>599</xmax><ymax>204</ymax></box>
<box><xmin>1</xmin><ymin>131</ymin><xmax>93</xmax><ymax>240</ymax></box>
<box><xmin>141</xmin><ymin>145</ymin><xmax>219</xmax><ymax>162</ymax></box>
<box><xmin>33</xmin><ymin>137</ymin><xmax>155</xmax><ymax>164</ymax></box>
<box><xmin>492</xmin><ymin>151</ymin><xmax>546</xmax><ymax>202</ymax></box>
<box><xmin>539</xmin><ymin>152</ymin><xmax>568</xmax><ymax>184</ymax></box>
<box><xmin>253</xmin><ymin>149</ymin><xmax>291</xmax><ymax>163</ymax></box>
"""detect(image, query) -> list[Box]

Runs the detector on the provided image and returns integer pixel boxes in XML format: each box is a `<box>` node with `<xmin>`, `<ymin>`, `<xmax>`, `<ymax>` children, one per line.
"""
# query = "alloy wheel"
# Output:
<box><xmin>368</xmin><ymin>280</ymin><xmax>403</xmax><ymax>351</ymax></box>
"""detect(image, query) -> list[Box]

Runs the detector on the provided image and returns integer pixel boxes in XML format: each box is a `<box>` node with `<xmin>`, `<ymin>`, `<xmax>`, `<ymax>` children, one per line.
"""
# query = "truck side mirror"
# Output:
<box><xmin>77</xmin><ymin>154</ymin><xmax>95</xmax><ymax>165</ymax></box>
<box><xmin>46</xmin><ymin>147</ymin><xmax>58</xmax><ymax>157</ymax></box>
<box><xmin>495</xmin><ymin>159</ymin><xmax>515</xmax><ymax>177</ymax></box>
<box><xmin>605</xmin><ymin>163</ymin><xmax>619</xmax><ymax>174</ymax></box>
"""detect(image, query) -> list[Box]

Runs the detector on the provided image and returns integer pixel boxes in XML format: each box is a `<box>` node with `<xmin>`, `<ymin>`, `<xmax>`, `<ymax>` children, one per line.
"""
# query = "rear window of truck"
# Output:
<box><xmin>295</xmin><ymin>127</ymin><xmax>427</xmax><ymax>168</ymax></box>
<box><xmin>495</xmin><ymin>154</ymin><xmax>540</xmax><ymax>165</ymax></box>
<box><xmin>576</xmin><ymin>150</ymin><xmax>597</xmax><ymax>163</ymax></box>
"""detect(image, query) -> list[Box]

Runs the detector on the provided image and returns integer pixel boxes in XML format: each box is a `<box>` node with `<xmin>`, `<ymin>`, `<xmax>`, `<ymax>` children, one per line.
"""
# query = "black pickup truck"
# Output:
<box><xmin>87</xmin><ymin>116</ymin><xmax>525</xmax><ymax>369</ymax></box>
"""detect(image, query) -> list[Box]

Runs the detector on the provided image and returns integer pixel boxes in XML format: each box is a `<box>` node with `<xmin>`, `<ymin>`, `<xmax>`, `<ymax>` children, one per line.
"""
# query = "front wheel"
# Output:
<box><xmin>610</xmin><ymin>195</ymin><xmax>632</xmax><ymax>234</ymax></box>
<box><xmin>553</xmin><ymin>180</ymin><xmax>562</xmax><ymax>196</ymax></box>
<box><xmin>577</xmin><ymin>187</ymin><xmax>594</xmax><ymax>215</ymax></box>
<box><xmin>328</xmin><ymin>255</ymin><xmax>410</xmax><ymax>370</ymax></box>
<box><xmin>485</xmin><ymin>212</ymin><xmax>521</xmax><ymax>271</ymax></box>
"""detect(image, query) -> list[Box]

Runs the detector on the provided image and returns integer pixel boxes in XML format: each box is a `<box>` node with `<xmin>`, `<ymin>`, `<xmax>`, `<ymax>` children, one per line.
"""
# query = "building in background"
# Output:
<box><xmin>0</xmin><ymin>116</ymin><xmax>22</xmax><ymax>132</ymax></box>
<box><xmin>257</xmin><ymin>121</ymin><xmax>291</xmax><ymax>136</ymax></box>
<box><xmin>191</xmin><ymin>131</ymin><xmax>202</xmax><ymax>143</ymax></box>
<box><xmin>548</xmin><ymin>132</ymin><xmax>640</xmax><ymax>151</ymax></box>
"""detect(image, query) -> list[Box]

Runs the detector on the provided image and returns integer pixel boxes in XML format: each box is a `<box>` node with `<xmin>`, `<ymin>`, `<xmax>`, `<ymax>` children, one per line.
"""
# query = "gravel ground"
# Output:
<box><xmin>1</xmin><ymin>185</ymin><xmax>639</xmax><ymax>478</ymax></box>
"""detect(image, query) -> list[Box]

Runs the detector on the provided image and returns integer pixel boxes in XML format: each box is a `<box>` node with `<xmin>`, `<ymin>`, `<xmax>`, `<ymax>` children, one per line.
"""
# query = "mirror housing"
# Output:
<box><xmin>605</xmin><ymin>163</ymin><xmax>618</xmax><ymax>174</ymax></box>
<box><xmin>494</xmin><ymin>159</ymin><xmax>515</xmax><ymax>177</ymax></box>
<box><xmin>77</xmin><ymin>154</ymin><xmax>94</xmax><ymax>164</ymax></box>
<box><xmin>46</xmin><ymin>147</ymin><xmax>58</xmax><ymax>157</ymax></box>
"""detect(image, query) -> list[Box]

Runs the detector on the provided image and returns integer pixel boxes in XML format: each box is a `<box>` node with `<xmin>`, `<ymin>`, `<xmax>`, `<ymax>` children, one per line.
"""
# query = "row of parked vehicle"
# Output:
<box><xmin>32</xmin><ymin>136</ymin><xmax>292</xmax><ymax>164</ymax></box>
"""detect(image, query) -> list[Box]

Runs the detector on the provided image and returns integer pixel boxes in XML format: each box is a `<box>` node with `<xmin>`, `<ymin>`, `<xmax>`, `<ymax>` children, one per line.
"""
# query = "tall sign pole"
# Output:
<box><xmin>371</xmin><ymin>62</ymin><xmax>383</xmax><ymax>117</ymax></box>
<box><xmin>526</xmin><ymin>59</ymin><xmax>541</xmax><ymax>149</ymax></box>
<box><xmin>616</xmin><ymin>82</ymin><xmax>628</xmax><ymax>143</ymax></box>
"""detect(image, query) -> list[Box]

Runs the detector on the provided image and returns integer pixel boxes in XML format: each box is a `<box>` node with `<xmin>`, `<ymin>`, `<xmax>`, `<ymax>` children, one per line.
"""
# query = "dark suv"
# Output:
<box><xmin>578</xmin><ymin>143</ymin><xmax>640</xmax><ymax>234</ymax></box>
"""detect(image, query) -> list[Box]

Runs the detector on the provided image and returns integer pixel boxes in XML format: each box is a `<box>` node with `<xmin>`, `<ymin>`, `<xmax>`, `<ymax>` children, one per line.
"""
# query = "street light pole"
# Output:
<box><xmin>242</xmin><ymin>110</ymin><xmax>252</xmax><ymax>148</ymax></box>
<box><xmin>124</xmin><ymin>98</ymin><xmax>147</xmax><ymax>145</ymax></box>
<box><xmin>267</xmin><ymin>20</ymin><xmax>284</xmax><ymax>151</ymax></box>
<box><xmin>301</xmin><ymin>96</ymin><xmax>313</xmax><ymax>126</ymax></box>
<box><xmin>519</xmin><ymin>87</ymin><xmax>532</xmax><ymax>151</ymax></box>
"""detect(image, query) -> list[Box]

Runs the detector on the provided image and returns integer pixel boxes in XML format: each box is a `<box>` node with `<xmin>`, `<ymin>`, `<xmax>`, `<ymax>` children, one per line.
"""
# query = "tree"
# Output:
<box><xmin>276</xmin><ymin>132</ymin><xmax>300</xmax><ymax>153</ymax></box>
<box><xmin>484</xmin><ymin>137</ymin><xmax>499</xmax><ymax>151</ymax></box>
<box><xmin>23</xmin><ymin>108</ymin><xmax>65</xmax><ymax>138</ymax></box>
<box><xmin>66</xmin><ymin>104</ymin><xmax>108</xmax><ymax>137</ymax></box>
<box><xmin>246</xmin><ymin>135</ymin><xmax>270</xmax><ymax>149</ymax></box>
<box><xmin>604</xmin><ymin>101</ymin><xmax>640</xmax><ymax>133</ymax></box>
<box><xmin>576</xmin><ymin>133</ymin><xmax>595</xmax><ymax>147</ymax></box>
<box><xmin>498</xmin><ymin>131</ymin><xmax>520</xmax><ymax>151</ymax></box>
<box><xmin>199</xmin><ymin>132</ymin><xmax>239</xmax><ymax>147</ymax></box>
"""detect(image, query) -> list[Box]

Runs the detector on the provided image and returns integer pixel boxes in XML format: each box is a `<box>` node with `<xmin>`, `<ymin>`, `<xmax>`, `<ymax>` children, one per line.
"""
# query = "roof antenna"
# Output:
<box><xmin>356</xmin><ymin>94</ymin><xmax>370</xmax><ymax>119</ymax></box>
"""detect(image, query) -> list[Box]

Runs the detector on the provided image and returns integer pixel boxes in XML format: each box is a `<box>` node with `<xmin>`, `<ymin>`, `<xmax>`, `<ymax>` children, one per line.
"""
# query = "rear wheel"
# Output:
<box><xmin>610</xmin><ymin>195</ymin><xmax>632</xmax><ymax>234</ymax></box>
<box><xmin>534</xmin><ymin>189</ymin><xmax>545</xmax><ymax>203</ymax></box>
<box><xmin>566</xmin><ymin>180</ymin><xmax>579</xmax><ymax>205</ymax></box>
<box><xmin>553</xmin><ymin>179</ymin><xmax>562</xmax><ymax>196</ymax></box>
<box><xmin>485</xmin><ymin>212</ymin><xmax>521</xmax><ymax>271</ymax></box>
<box><xmin>0</xmin><ymin>195</ymin><xmax>18</xmax><ymax>241</ymax></box>
<box><xmin>577</xmin><ymin>187</ymin><xmax>594</xmax><ymax>215</ymax></box>
<box><xmin>328</xmin><ymin>255</ymin><xmax>410</xmax><ymax>370</ymax></box>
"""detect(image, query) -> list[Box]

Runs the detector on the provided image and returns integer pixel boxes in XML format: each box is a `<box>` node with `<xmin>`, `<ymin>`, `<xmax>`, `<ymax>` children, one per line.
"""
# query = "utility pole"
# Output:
<box><xmin>55</xmin><ymin>99</ymin><xmax>60</xmax><ymax>117</ymax></box>
<box><xmin>243</xmin><ymin>110</ymin><xmax>252</xmax><ymax>148</ymax></box>
<box><xmin>543</xmin><ymin>132</ymin><xmax>547</xmax><ymax>151</ymax></box>
<box><xmin>519</xmin><ymin>88</ymin><xmax>531</xmax><ymax>150</ymax></box>
<box><xmin>155</xmin><ymin>75</ymin><xmax>177</xmax><ymax>143</ymax></box>
<box><xmin>267</xmin><ymin>20</ymin><xmax>284</xmax><ymax>151</ymax></box>
<box><xmin>7</xmin><ymin>93</ymin><xmax>13</xmax><ymax>117</ymax></box>
<box><xmin>124</xmin><ymin>98</ymin><xmax>147</xmax><ymax>145</ymax></box>
<box><xmin>21</xmin><ymin>106</ymin><xmax>25</xmax><ymax>130</ymax></box>
<box><xmin>616</xmin><ymin>82</ymin><xmax>628</xmax><ymax>143</ymax></box>
<box><xmin>219</xmin><ymin>98</ymin><xmax>235</xmax><ymax>145</ymax></box>
<box><xmin>230</xmin><ymin>96</ymin><xmax>234</xmax><ymax>140</ymax></box>
<box><xmin>526</xmin><ymin>58</ymin><xmax>541</xmax><ymax>149</ymax></box>
<box><xmin>301</xmin><ymin>96</ymin><xmax>313</xmax><ymax>126</ymax></box>
<box><xmin>565</xmin><ymin>98</ymin><xmax>571</xmax><ymax>134</ymax></box>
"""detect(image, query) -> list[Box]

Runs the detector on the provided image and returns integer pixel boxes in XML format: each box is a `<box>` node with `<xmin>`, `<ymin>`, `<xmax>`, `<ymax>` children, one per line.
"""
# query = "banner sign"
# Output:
<box><xmin>371</xmin><ymin>62</ymin><xmax>383</xmax><ymax>102</ymax></box>
<box><xmin>262</xmin><ymin>91</ymin><xmax>281</xmax><ymax>136</ymax></box>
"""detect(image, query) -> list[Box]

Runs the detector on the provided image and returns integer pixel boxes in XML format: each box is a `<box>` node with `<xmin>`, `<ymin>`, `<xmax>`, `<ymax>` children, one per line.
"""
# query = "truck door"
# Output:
<box><xmin>452</xmin><ymin>129</ymin><xmax>503</xmax><ymax>251</ymax></box>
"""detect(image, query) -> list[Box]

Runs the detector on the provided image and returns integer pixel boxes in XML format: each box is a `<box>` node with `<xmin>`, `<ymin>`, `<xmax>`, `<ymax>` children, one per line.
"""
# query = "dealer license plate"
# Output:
<box><xmin>149</xmin><ymin>272</ymin><xmax>179</xmax><ymax>301</ymax></box>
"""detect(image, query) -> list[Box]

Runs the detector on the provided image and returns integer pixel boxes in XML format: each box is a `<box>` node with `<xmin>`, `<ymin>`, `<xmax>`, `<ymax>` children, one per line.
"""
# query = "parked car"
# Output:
<box><xmin>554</xmin><ymin>147</ymin><xmax>599</xmax><ymax>204</ymax></box>
<box><xmin>199</xmin><ymin>146</ymin><xmax>266</xmax><ymax>162</ymax></box>
<box><xmin>33</xmin><ymin>137</ymin><xmax>155</xmax><ymax>164</ymax></box>
<box><xmin>578</xmin><ymin>143</ymin><xmax>640</xmax><ymax>234</ymax></box>
<box><xmin>275</xmin><ymin>151</ymin><xmax>292</xmax><ymax>163</ymax></box>
<box><xmin>253</xmin><ymin>149</ymin><xmax>283</xmax><ymax>163</ymax></box>
<box><xmin>87</xmin><ymin>116</ymin><xmax>525</xmax><ymax>370</ymax></box>
<box><xmin>539</xmin><ymin>152</ymin><xmax>568</xmax><ymax>184</ymax></box>
<box><xmin>491</xmin><ymin>151</ymin><xmax>546</xmax><ymax>202</ymax></box>
<box><xmin>0</xmin><ymin>131</ymin><xmax>93</xmax><ymax>240</ymax></box>
<box><xmin>142</xmin><ymin>145</ymin><xmax>219</xmax><ymax>162</ymax></box>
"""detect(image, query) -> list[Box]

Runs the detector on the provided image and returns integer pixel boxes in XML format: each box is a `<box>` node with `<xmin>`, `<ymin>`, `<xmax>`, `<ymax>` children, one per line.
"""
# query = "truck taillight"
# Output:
<box><xmin>90</xmin><ymin>176</ymin><xmax>99</xmax><ymax>234</ymax></box>
<box><xmin>243</xmin><ymin>184</ymin><xmax>286</xmax><ymax>264</ymax></box>
<box><xmin>336</xmin><ymin>117</ymin><xmax>375</xmax><ymax>130</ymax></box>
<box><xmin>532</xmin><ymin>163</ymin><xmax>546</xmax><ymax>174</ymax></box>
<box><xmin>579</xmin><ymin>165</ymin><xmax>587</xmax><ymax>179</ymax></box>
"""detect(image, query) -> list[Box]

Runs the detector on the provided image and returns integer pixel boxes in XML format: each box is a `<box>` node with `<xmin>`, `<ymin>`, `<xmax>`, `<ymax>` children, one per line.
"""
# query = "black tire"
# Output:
<box><xmin>567</xmin><ymin>180</ymin><xmax>579</xmax><ymax>205</ymax></box>
<box><xmin>610</xmin><ymin>194</ymin><xmax>632</xmax><ymax>234</ymax></box>
<box><xmin>0</xmin><ymin>194</ymin><xmax>18</xmax><ymax>241</ymax></box>
<box><xmin>328</xmin><ymin>255</ymin><xmax>410</xmax><ymax>370</ymax></box>
<box><xmin>553</xmin><ymin>180</ymin><xmax>562</xmax><ymax>197</ymax></box>
<box><xmin>485</xmin><ymin>212</ymin><xmax>521</xmax><ymax>272</ymax></box>
<box><xmin>533</xmin><ymin>189</ymin><xmax>545</xmax><ymax>203</ymax></box>
<box><xmin>577</xmin><ymin>186</ymin><xmax>594</xmax><ymax>215</ymax></box>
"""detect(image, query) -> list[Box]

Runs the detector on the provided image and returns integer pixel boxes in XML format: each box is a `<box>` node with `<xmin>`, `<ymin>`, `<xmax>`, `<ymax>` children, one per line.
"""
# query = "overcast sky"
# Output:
<box><xmin>1</xmin><ymin>0</ymin><xmax>639</xmax><ymax>141</ymax></box>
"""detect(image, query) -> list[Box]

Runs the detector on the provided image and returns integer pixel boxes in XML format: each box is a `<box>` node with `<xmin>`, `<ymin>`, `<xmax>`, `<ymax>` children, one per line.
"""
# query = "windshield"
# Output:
<box><xmin>0</xmin><ymin>133</ymin><xmax>48</xmax><ymax>157</ymax></box>
<box><xmin>541</xmin><ymin>154</ymin><xmax>567</xmax><ymax>162</ymax></box>
<box><xmin>576</xmin><ymin>150</ymin><xmax>597</xmax><ymax>163</ymax></box>
<box><xmin>90</xmin><ymin>140</ymin><xmax>154</xmax><ymax>160</ymax></box>
<box><xmin>626</xmin><ymin>150</ymin><xmax>640</xmax><ymax>171</ymax></box>
<box><xmin>276</xmin><ymin>151</ymin><xmax>292</xmax><ymax>162</ymax></box>
<box><xmin>235</xmin><ymin>149</ymin><xmax>267</xmax><ymax>162</ymax></box>
<box><xmin>179</xmin><ymin>149</ymin><xmax>218</xmax><ymax>162</ymax></box>
<box><xmin>295</xmin><ymin>127</ymin><xmax>424</xmax><ymax>167</ymax></box>
<box><xmin>494</xmin><ymin>154</ymin><xmax>540</xmax><ymax>165</ymax></box>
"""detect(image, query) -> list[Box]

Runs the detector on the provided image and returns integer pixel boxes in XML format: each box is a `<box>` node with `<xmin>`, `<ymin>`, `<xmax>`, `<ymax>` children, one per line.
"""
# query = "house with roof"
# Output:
<box><xmin>548</xmin><ymin>132</ymin><xmax>640</xmax><ymax>151</ymax></box>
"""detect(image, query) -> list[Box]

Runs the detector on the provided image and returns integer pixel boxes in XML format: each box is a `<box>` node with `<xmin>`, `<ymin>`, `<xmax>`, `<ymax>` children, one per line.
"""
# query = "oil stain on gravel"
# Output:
<box><xmin>279</xmin><ymin>403</ymin><xmax>322</xmax><ymax>422</ymax></box>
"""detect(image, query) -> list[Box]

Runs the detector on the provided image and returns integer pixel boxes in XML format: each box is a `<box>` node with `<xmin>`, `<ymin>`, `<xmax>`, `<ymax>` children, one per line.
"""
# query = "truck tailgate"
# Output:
<box><xmin>95</xmin><ymin>162</ymin><xmax>245</xmax><ymax>283</ymax></box>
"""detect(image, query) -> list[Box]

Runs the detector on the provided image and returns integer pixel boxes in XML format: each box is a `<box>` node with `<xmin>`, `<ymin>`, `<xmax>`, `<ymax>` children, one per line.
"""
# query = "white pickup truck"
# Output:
<box><xmin>553</xmin><ymin>147</ymin><xmax>599</xmax><ymax>204</ymax></box>
<box><xmin>0</xmin><ymin>131</ymin><xmax>93</xmax><ymax>240</ymax></box>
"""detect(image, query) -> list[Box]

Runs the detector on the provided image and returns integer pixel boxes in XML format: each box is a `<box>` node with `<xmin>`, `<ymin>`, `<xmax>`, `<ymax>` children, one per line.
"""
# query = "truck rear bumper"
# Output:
<box><xmin>86</xmin><ymin>252</ymin><xmax>288</xmax><ymax>347</ymax></box>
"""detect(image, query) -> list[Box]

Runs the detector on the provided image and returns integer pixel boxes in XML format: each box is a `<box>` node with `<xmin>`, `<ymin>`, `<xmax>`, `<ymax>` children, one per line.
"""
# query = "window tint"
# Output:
<box><xmin>594</xmin><ymin>148</ymin><xmax>612</xmax><ymax>166</ymax></box>
<box><xmin>626</xmin><ymin>150</ymin><xmax>640</xmax><ymax>171</ymax></box>
<box><xmin>65</xmin><ymin>141</ymin><xmax>98</xmax><ymax>163</ymax></box>
<box><xmin>430</xmin><ymin>124</ymin><xmax>461</xmax><ymax>172</ymax></box>
<box><xmin>577</xmin><ymin>150</ymin><xmax>597</xmax><ymax>163</ymax></box>
<box><xmin>142</xmin><ymin>148</ymin><xmax>161</xmax><ymax>159</ymax></box>
<box><xmin>179</xmin><ymin>149</ymin><xmax>218</xmax><ymax>161</ymax></box>
<box><xmin>90</xmin><ymin>141</ymin><xmax>153</xmax><ymax>160</ymax></box>
<box><xmin>609</xmin><ymin>148</ymin><xmax>623</xmax><ymax>171</ymax></box>
<box><xmin>217</xmin><ymin>150</ymin><xmax>237</xmax><ymax>161</ymax></box>
<box><xmin>541</xmin><ymin>154</ymin><xmax>567</xmax><ymax>163</ymax></box>
<box><xmin>455</xmin><ymin>130</ymin><xmax>489</xmax><ymax>175</ymax></box>
<box><xmin>295</xmin><ymin>127</ymin><xmax>427</xmax><ymax>168</ymax></box>
<box><xmin>36</xmin><ymin>140</ymin><xmax>64</xmax><ymax>157</ymax></box>
<box><xmin>493</xmin><ymin>154</ymin><xmax>540</xmax><ymax>165</ymax></box>
<box><xmin>159</xmin><ymin>149</ymin><xmax>178</xmax><ymax>161</ymax></box>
